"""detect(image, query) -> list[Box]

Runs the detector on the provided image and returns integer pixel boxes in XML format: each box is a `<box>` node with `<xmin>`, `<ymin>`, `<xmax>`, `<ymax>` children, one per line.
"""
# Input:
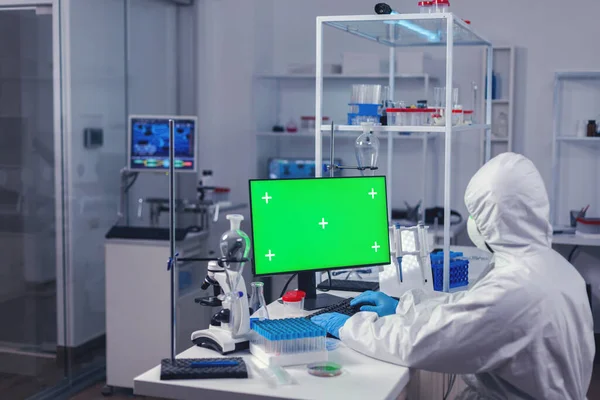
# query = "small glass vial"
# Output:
<box><xmin>418</xmin><ymin>1</ymin><xmax>434</xmax><ymax>13</ymax></box>
<box><xmin>463</xmin><ymin>110</ymin><xmax>474</xmax><ymax>125</ymax></box>
<box><xmin>435</xmin><ymin>0</ymin><xmax>450</xmax><ymax>13</ymax></box>
<box><xmin>249</xmin><ymin>281</ymin><xmax>269</xmax><ymax>321</ymax></box>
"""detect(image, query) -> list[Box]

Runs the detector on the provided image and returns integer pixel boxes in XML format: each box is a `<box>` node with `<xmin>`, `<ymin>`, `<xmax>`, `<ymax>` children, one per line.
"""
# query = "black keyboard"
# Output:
<box><xmin>306</xmin><ymin>297</ymin><xmax>362</xmax><ymax>319</ymax></box>
<box><xmin>317</xmin><ymin>279</ymin><xmax>379</xmax><ymax>293</ymax></box>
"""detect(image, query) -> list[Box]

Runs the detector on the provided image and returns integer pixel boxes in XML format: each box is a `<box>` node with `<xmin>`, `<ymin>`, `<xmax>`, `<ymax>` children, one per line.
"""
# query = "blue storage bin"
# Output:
<box><xmin>348</xmin><ymin>103</ymin><xmax>381</xmax><ymax>125</ymax></box>
<box><xmin>430</xmin><ymin>252</ymin><xmax>468</xmax><ymax>291</ymax></box>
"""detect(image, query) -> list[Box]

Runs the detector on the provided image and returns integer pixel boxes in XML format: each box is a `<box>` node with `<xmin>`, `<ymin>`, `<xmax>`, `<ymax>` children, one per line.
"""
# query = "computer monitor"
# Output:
<box><xmin>250</xmin><ymin>176</ymin><xmax>391</xmax><ymax>309</ymax></box>
<box><xmin>128</xmin><ymin>115</ymin><xmax>198</xmax><ymax>173</ymax></box>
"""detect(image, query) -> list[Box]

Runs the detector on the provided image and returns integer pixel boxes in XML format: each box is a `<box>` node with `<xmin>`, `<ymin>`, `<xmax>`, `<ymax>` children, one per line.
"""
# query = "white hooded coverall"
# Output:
<box><xmin>339</xmin><ymin>152</ymin><xmax>594</xmax><ymax>399</ymax></box>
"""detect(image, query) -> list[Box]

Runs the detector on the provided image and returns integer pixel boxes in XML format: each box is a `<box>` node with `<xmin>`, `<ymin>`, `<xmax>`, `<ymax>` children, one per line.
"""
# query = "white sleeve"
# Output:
<box><xmin>338</xmin><ymin>281</ymin><xmax>529</xmax><ymax>375</ymax></box>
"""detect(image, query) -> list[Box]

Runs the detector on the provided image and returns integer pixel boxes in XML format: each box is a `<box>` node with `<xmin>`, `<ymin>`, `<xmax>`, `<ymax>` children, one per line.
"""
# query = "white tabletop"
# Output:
<box><xmin>134</xmin><ymin>245</ymin><xmax>490</xmax><ymax>400</ymax></box>
<box><xmin>552</xmin><ymin>233</ymin><xmax>600</xmax><ymax>247</ymax></box>
<box><xmin>134</xmin><ymin>342</ymin><xmax>410</xmax><ymax>400</ymax></box>
<box><xmin>134</xmin><ymin>297</ymin><xmax>410</xmax><ymax>400</ymax></box>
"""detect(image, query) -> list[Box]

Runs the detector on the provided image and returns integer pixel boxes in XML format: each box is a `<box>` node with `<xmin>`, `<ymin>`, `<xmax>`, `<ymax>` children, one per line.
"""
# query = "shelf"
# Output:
<box><xmin>319</xmin><ymin>124</ymin><xmax>490</xmax><ymax>133</ymax></box>
<box><xmin>256</xmin><ymin>73</ymin><xmax>436</xmax><ymax>80</ymax></box>
<box><xmin>491</xmin><ymin>137</ymin><xmax>509</xmax><ymax>142</ymax></box>
<box><xmin>557</xmin><ymin>136</ymin><xmax>600</xmax><ymax>142</ymax></box>
<box><xmin>255</xmin><ymin>131</ymin><xmax>437</xmax><ymax>140</ymax></box>
<box><xmin>320</xmin><ymin>13</ymin><xmax>491</xmax><ymax>48</ymax></box>
<box><xmin>556</xmin><ymin>71</ymin><xmax>600</xmax><ymax>80</ymax></box>
<box><xmin>492</xmin><ymin>99</ymin><xmax>509</xmax><ymax>104</ymax></box>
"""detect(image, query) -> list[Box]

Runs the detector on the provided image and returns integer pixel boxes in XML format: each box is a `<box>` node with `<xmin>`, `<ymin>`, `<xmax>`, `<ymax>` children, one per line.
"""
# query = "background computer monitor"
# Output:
<box><xmin>250</xmin><ymin>176</ymin><xmax>391</xmax><ymax>309</ymax></box>
<box><xmin>128</xmin><ymin>115</ymin><xmax>198</xmax><ymax>173</ymax></box>
<box><xmin>268</xmin><ymin>158</ymin><xmax>342</xmax><ymax>179</ymax></box>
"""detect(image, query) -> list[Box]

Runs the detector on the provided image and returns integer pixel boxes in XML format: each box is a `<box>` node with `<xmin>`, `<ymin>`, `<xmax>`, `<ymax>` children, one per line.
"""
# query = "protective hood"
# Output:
<box><xmin>464</xmin><ymin>152</ymin><xmax>552</xmax><ymax>256</ymax></box>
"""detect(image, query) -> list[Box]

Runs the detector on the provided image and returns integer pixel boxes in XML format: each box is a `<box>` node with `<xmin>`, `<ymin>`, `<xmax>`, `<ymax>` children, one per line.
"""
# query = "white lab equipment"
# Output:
<box><xmin>379</xmin><ymin>224</ymin><xmax>434</xmax><ymax>298</ymax></box>
<box><xmin>191</xmin><ymin>215</ymin><xmax>252</xmax><ymax>354</ymax></box>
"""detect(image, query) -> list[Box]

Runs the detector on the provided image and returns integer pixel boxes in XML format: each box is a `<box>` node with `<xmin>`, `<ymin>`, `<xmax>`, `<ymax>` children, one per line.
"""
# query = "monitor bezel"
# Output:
<box><xmin>249</xmin><ymin>175</ymin><xmax>391</xmax><ymax>277</ymax></box>
<box><xmin>127</xmin><ymin>114</ymin><xmax>199</xmax><ymax>173</ymax></box>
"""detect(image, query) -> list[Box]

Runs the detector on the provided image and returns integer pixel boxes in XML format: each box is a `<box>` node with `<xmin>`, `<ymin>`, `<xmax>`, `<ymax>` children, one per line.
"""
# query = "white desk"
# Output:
<box><xmin>134</xmin><ymin>246</ymin><xmax>490</xmax><ymax>400</ymax></box>
<box><xmin>553</xmin><ymin>233</ymin><xmax>600</xmax><ymax>247</ymax></box>
<box><xmin>134</xmin><ymin>298</ymin><xmax>410</xmax><ymax>400</ymax></box>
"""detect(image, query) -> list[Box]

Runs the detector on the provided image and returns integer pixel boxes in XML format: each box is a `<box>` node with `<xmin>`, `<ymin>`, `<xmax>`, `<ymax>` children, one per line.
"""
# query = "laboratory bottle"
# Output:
<box><xmin>587</xmin><ymin>120</ymin><xmax>597</xmax><ymax>137</ymax></box>
<box><xmin>355</xmin><ymin>123</ymin><xmax>380</xmax><ymax>176</ymax></box>
<box><xmin>249</xmin><ymin>281</ymin><xmax>270</xmax><ymax>321</ymax></box>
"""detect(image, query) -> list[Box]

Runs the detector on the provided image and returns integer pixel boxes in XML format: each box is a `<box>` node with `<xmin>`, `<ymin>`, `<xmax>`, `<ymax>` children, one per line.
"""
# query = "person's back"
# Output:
<box><xmin>336</xmin><ymin>153</ymin><xmax>594</xmax><ymax>399</ymax></box>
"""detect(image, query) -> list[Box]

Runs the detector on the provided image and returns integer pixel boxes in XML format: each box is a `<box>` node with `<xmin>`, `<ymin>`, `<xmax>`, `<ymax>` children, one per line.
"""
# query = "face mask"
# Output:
<box><xmin>467</xmin><ymin>216</ymin><xmax>493</xmax><ymax>253</ymax></box>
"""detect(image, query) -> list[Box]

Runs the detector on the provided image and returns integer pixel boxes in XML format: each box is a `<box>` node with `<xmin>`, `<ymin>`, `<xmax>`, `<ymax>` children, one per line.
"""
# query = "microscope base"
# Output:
<box><xmin>191</xmin><ymin>327</ymin><xmax>249</xmax><ymax>355</ymax></box>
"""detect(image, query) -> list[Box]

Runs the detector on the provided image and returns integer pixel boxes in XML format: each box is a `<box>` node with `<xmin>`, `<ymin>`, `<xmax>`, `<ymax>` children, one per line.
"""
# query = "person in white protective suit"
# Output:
<box><xmin>311</xmin><ymin>152</ymin><xmax>595</xmax><ymax>399</ymax></box>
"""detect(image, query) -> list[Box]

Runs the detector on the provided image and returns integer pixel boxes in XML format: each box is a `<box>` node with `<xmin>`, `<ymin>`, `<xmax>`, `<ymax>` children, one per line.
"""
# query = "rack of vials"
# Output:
<box><xmin>249</xmin><ymin>318</ymin><xmax>328</xmax><ymax>367</ymax></box>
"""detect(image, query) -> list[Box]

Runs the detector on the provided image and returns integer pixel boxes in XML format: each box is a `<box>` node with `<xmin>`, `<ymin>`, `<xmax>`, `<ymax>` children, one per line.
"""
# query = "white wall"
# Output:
<box><xmin>195</xmin><ymin>0</ymin><xmax>600</xmax><ymax>326</ymax></box>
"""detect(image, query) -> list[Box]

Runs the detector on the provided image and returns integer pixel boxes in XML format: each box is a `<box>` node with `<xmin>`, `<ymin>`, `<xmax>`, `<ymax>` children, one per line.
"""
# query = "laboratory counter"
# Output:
<box><xmin>133</xmin><ymin>295</ymin><xmax>411</xmax><ymax>400</ymax></box>
<box><xmin>134</xmin><ymin>247</ymin><xmax>491</xmax><ymax>400</ymax></box>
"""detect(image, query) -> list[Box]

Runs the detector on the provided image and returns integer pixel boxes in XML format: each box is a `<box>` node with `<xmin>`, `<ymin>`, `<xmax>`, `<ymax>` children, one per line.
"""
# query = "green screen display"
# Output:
<box><xmin>250</xmin><ymin>176</ymin><xmax>391</xmax><ymax>276</ymax></box>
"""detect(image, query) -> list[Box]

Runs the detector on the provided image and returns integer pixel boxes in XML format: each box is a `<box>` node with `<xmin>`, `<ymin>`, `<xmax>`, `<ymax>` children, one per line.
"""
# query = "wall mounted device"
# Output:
<box><xmin>128</xmin><ymin>115</ymin><xmax>198</xmax><ymax>173</ymax></box>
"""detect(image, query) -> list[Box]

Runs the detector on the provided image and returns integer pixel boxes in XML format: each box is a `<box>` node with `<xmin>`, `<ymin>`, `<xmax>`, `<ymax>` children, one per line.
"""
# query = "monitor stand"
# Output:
<box><xmin>297</xmin><ymin>271</ymin><xmax>343</xmax><ymax>311</ymax></box>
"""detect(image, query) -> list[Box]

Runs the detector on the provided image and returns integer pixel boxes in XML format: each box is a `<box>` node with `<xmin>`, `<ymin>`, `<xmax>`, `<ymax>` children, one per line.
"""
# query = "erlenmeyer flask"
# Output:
<box><xmin>249</xmin><ymin>281</ymin><xmax>269</xmax><ymax>321</ymax></box>
<box><xmin>355</xmin><ymin>123</ymin><xmax>380</xmax><ymax>176</ymax></box>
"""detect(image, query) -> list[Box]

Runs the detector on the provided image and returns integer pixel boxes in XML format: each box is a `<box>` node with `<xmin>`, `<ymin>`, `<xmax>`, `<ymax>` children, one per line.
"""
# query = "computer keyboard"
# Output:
<box><xmin>306</xmin><ymin>297</ymin><xmax>362</xmax><ymax>319</ymax></box>
<box><xmin>317</xmin><ymin>279</ymin><xmax>379</xmax><ymax>293</ymax></box>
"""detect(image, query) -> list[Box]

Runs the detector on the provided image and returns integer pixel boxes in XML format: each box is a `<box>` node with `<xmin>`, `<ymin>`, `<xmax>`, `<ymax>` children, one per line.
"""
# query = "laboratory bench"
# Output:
<box><xmin>133</xmin><ymin>293</ymin><xmax>411</xmax><ymax>400</ymax></box>
<box><xmin>133</xmin><ymin>246</ymin><xmax>491</xmax><ymax>400</ymax></box>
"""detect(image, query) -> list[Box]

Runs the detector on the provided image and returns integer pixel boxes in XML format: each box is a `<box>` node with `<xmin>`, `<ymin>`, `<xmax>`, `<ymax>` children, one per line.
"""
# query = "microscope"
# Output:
<box><xmin>191</xmin><ymin>215</ymin><xmax>252</xmax><ymax>354</ymax></box>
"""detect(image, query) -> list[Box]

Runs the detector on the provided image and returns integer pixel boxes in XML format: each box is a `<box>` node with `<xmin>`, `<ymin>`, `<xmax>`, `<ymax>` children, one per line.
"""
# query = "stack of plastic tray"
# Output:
<box><xmin>430</xmin><ymin>251</ymin><xmax>469</xmax><ymax>291</ymax></box>
<box><xmin>348</xmin><ymin>104</ymin><xmax>380</xmax><ymax>125</ymax></box>
<box><xmin>250</xmin><ymin>318</ymin><xmax>328</xmax><ymax>367</ymax></box>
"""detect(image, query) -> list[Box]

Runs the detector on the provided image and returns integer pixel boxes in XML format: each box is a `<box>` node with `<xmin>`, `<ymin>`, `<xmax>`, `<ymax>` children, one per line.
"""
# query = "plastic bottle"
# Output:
<box><xmin>249</xmin><ymin>281</ymin><xmax>270</xmax><ymax>321</ymax></box>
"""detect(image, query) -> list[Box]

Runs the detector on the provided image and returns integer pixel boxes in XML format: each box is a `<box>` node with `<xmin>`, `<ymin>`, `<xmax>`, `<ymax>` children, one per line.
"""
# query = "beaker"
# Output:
<box><xmin>249</xmin><ymin>281</ymin><xmax>270</xmax><ymax>321</ymax></box>
<box><xmin>355</xmin><ymin>123</ymin><xmax>380</xmax><ymax>176</ymax></box>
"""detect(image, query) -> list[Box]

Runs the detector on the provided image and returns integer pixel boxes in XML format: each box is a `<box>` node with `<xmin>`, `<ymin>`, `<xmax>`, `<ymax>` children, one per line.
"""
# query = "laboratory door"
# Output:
<box><xmin>0</xmin><ymin>1</ymin><xmax>68</xmax><ymax>398</ymax></box>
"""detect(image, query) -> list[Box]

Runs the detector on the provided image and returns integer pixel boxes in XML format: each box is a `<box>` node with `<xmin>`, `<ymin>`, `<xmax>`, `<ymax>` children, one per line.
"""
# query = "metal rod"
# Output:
<box><xmin>485</xmin><ymin>46</ymin><xmax>493</xmax><ymax>163</ymax></box>
<box><xmin>315</xmin><ymin>18</ymin><xmax>323</xmax><ymax>178</ymax></box>
<box><xmin>330</xmin><ymin>121</ymin><xmax>335</xmax><ymax>177</ymax></box>
<box><xmin>168</xmin><ymin>119</ymin><xmax>176</xmax><ymax>363</ymax></box>
<box><xmin>388</xmin><ymin>26</ymin><xmax>396</xmax><ymax>222</ymax></box>
<box><xmin>443</xmin><ymin>15</ymin><xmax>454</xmax><ymax>293</ymax></box>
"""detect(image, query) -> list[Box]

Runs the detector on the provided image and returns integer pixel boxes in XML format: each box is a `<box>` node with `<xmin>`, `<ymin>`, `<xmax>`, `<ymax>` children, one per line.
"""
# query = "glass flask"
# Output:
<box><xmin>249</xmin><ymin>281</ymin><xmax>270</xmax><ymax>321</ymax></box>
<box><xmin>355</xmin><ymin>123</ymin><xmax>380</xmax><ymax>176</ymax></box>
<box><xmin>219</xmin><ymin>214</ymin><xmax>251</xmax><ymax>337</ymax></box>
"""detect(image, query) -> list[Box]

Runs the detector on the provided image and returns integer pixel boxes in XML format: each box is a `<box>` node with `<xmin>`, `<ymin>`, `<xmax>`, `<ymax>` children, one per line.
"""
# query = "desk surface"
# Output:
<box><xmin>134</xmin><ymin>245</ymin><xmax>490</xmax><ymax>400</ymax></box>
<box><xmin>552</xmin><ymin>233</ymin><xmax>600</xmax><ymax>247</ymax></box>
<box><xmin>134</xmin><ymin>296</ymin><xmax>410</xmax><ymax>400</ymax></box>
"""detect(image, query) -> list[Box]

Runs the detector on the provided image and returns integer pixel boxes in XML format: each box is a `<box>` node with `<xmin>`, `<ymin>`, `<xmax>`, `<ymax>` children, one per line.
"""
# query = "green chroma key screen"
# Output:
<box><xmin>250</xmin><ymin>176</ymin><xmax>391</xmax><ymax>276</ymax></box>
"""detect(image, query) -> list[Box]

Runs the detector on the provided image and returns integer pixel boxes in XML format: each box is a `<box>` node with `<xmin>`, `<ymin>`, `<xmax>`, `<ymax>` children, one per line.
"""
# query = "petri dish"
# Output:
<box><xmin>307</xmin><ymin>362</ymin><xmax>343</xmax><ymax>377</ymax></box>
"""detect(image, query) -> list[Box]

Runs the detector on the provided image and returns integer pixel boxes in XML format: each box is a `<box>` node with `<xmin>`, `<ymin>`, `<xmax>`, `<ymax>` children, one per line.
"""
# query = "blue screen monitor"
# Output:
<box><xmin>128</xmin><ymin>115</ymin><xmax>198</xmax><ymax>172</ymax></box>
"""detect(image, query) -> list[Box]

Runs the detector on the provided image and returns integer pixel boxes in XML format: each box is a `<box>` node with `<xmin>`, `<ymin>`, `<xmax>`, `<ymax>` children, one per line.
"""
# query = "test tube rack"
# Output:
<box><xmin>249</xmin><ymin>318</ymin><xmax>328</xmax><ymax>367</ymax></box>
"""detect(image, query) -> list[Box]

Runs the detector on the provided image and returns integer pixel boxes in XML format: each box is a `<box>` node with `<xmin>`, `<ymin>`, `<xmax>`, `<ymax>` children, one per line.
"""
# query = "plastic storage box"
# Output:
<box><xmin>576</xmin><ymin>217</ymin><xmax>600</xmax><ymax>235</ymax></box>
<box><xmin>430</xmin><ymin>251</ymin><xmax>469</xmax><ymax>291</ymax></box>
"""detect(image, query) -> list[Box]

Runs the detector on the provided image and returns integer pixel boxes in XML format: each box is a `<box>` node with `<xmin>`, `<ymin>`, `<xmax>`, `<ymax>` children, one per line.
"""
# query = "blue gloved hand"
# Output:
<box><xmin>310</xmin><ymin>312</ymin><xmax>350</xmax><ymax>338</ymax></box>
<box><xmin>350</xmin><ymin>291</ymin><xmax>399</xmax><ymax>317</ymax></box>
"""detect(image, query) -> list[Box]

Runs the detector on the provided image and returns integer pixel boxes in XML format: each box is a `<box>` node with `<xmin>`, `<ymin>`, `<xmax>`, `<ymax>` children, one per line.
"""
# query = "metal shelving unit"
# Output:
<box><xmin>551</xmin><ymin>71</ymin><xmax>600</xmax><ymax>226</ymax></box>
<box><xmin>480</xmin><ymin>46</ymin><xmax>516</xmax><ymax>162</ymax></box>
<box><xmin>315</xmin><ymin>13</ymin><xmax>493</xmax><ymax>292</ymax></box>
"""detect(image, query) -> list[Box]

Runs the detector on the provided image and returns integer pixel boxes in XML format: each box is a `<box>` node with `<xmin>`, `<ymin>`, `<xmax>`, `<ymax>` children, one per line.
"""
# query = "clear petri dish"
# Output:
<box><xmin>307</xmin><ymin>362</ymin><xmax>343</xmax><ymax>377</ymax></box>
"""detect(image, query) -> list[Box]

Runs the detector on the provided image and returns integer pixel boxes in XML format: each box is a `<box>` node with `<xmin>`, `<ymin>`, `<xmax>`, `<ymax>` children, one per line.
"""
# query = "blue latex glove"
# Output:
<box><xmin>310</xmin><ymin>312</ymin><xmax>350</xmax><ymax>338</ymax></box>
<box><xmin>350</xmin><ymin>291</ymin><xmax>399</xmax><ymax>317</ymax></box>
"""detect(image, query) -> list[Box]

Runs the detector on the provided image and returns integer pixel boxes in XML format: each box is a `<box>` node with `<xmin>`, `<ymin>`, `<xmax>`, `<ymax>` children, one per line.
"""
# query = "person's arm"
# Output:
<box><xmin>339</xmin><ymin>279</ymin><xmax>531</xmax><ymax>375</ymax></box>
